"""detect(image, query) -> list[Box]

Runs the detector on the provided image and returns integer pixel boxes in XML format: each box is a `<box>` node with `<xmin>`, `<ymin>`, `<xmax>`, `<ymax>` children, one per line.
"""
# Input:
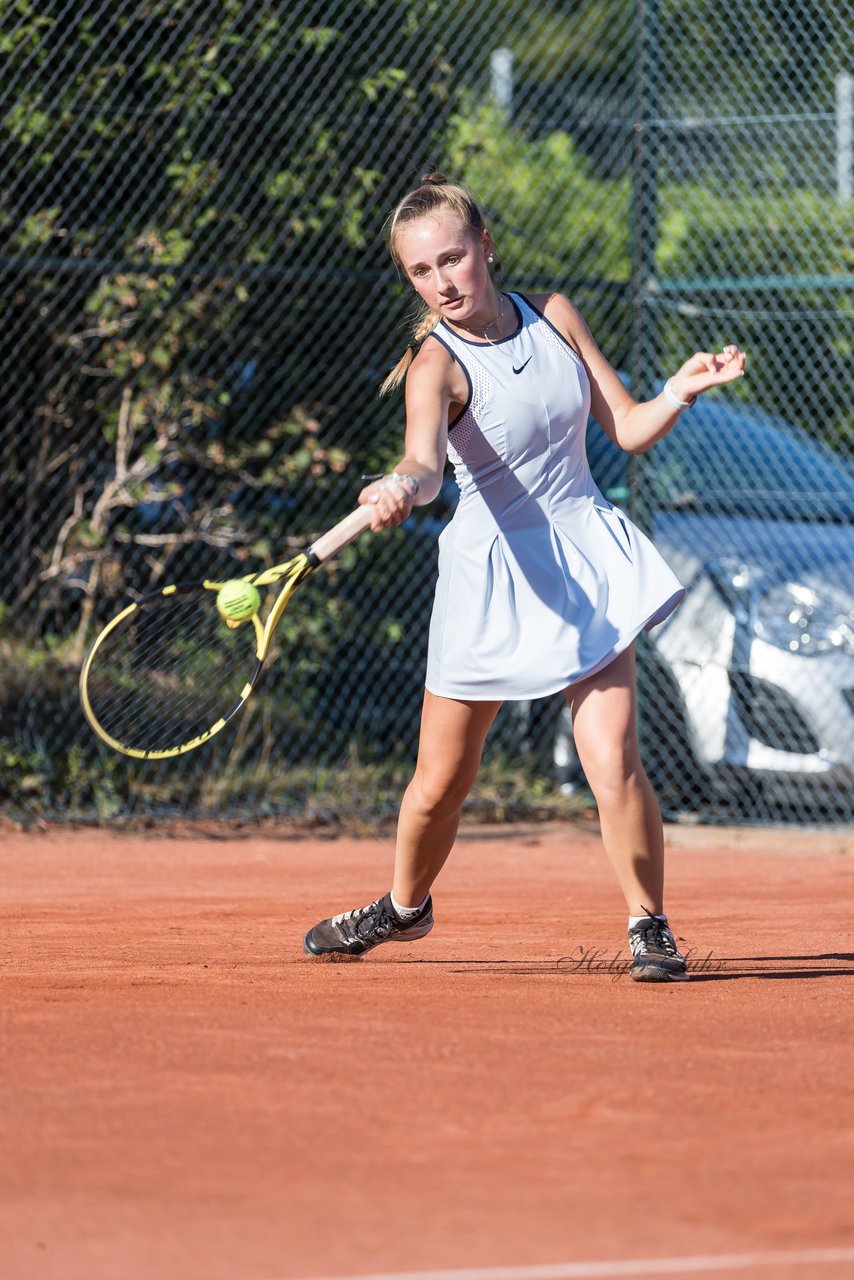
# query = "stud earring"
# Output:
<box><xmin>487</xmin><ymin>254</ymin><xmax>494</xmax><ymax>263</ymax></box>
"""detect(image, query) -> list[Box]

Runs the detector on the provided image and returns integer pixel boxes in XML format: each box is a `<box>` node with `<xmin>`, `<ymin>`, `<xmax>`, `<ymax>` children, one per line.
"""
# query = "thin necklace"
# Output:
<box><xmin>451</xmin><ymin>292</ymin><xmax>506</xmax><ymax>346</ymax></box>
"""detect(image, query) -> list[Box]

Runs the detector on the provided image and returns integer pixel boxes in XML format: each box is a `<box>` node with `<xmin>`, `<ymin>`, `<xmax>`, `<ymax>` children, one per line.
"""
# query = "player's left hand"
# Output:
<box><xmin>671</xmin><ymin>344</ymin><xmax>746</xmax><ymax>403</ymax></box>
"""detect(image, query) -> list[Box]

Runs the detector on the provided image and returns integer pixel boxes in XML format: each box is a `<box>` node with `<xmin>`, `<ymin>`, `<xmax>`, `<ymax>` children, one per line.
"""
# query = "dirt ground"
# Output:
<box><xmin>1</xmin><ymin>820</ymin><xmax>853</xmax><ymax>1280</ymax></box>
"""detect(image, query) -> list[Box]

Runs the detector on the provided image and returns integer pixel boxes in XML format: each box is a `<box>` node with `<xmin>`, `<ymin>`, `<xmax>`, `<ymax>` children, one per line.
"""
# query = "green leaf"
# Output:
<box><xmin>300</xmin><ymin>27</ymin><xmax>343</xmax><ymax>51</ymax></box>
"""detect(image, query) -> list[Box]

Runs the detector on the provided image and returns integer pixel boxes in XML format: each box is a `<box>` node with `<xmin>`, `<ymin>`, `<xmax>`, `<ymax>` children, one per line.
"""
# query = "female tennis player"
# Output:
<box><xmin>303</xmin><ymin>173</ymin><xmax>745</xmax><ymax>981</ymax></box>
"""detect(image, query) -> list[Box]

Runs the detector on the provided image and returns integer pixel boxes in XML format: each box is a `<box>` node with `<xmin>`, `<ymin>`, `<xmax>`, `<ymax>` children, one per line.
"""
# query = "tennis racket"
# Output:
<box><xmin>79</xmin><ymin>505</ymin><xmax>374</xmax><ymax>759</ymax></box>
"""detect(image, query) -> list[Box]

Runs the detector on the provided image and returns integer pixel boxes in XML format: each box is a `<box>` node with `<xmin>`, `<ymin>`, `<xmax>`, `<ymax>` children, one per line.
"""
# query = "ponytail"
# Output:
<box><xmin>379</xmin><ymin>306</ymin><xmax>442</xmax><ymax>395</ymax></box>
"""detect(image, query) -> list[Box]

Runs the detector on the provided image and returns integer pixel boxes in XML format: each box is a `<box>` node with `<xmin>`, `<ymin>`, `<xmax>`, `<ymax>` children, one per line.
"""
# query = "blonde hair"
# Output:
<box><xmin>380</xmin><ymin>172</ymin><xmax>488</xmax><ymax>395</ymax></box>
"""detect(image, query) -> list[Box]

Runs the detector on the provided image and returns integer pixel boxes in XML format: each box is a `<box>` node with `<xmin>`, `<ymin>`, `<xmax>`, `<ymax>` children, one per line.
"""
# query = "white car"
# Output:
<box><xmin>555</xmin><ymin>399</ymin><xmax>854</xmax><ymax>818</ymax></box>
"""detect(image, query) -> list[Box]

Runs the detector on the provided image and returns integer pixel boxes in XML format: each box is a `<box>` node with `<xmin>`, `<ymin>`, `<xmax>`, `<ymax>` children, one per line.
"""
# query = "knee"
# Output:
<box><xmin>407</xmin><ymin>765</ymin><xmax>473</xmax><ymax>821</ymax></box>
<box><xmin>579</xmin><ymin>738</ymin><xmax>647</xmax><ymax>806</ymax></box>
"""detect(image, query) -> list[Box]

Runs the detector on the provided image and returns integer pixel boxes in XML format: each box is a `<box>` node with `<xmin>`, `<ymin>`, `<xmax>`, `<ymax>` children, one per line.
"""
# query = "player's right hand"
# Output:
<box><xmin>359</xmin><ymin>475</ymin><xmax>415</xmax><ymax>531</ymax></box>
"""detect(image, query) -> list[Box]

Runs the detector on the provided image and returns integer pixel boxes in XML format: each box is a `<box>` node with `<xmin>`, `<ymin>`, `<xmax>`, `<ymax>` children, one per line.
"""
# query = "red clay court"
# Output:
<box><xmin>1</xmin><ymin>820</ymin><xmax>853</xmax><ymax>1280</ymax></box>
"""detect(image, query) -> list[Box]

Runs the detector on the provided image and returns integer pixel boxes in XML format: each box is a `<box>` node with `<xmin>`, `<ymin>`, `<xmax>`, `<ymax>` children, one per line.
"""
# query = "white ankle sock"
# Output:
<box><xmin>391</xmin><ymin>891</ymin><xmax>428</xmax><ymax>921</ymax></box>
<box><xmin>628</xmin><ymin>912</ymin><xmax>666</xmax><ymax>929</ymax></box>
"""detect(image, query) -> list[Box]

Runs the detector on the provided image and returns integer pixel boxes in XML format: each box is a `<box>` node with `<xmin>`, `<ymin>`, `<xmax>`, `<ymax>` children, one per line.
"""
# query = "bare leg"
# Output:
<box><xmin>392</xmin><ymin>690</ymin><xmax>501</xmax><ymax>906</ymax></box>
<box><xmin>566</xmin><ymin>645</ymin><xmax>665</xmax><ymax>916</ymax></box>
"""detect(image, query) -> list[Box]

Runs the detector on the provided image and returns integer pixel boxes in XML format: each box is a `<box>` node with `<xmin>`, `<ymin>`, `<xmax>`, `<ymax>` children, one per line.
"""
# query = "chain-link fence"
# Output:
<box><xmin>1</xmin><ymin>0</ymin><xmax>852</xmax><ymax>825</ymax></box>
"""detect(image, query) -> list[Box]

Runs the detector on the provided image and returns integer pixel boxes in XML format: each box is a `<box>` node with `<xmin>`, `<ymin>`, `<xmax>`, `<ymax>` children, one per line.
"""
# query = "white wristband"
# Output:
<box><xmin>390</xmin><ymin>471</ymin><xmax>419</xmax><ymax>498</ymax></box>
<box><xmin>360</xmin><ymin>471</ymin><xmax>419</xmax><ymax>498</ymax></box>
<box><xmin>663</xmin><ymin>377</ymin><xmax>696</xmax><ymax>410</ymax></box>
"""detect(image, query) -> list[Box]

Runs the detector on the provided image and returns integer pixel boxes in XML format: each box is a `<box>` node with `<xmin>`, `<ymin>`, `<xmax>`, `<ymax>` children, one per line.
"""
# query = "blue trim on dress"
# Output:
<box><xmin>517</xmin><ymin>292</ymin><xmax>584</xmax><ymax>363</ymax></box>
<box><xmin>425</xmin><ymin>330</ymin><xmax>474</xmax><ymax>429</ymax></box>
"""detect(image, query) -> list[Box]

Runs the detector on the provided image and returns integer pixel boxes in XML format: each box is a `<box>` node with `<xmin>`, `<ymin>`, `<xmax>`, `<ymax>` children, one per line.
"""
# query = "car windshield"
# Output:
<box><xmin>586</xmin><ymin>404</ymin><xmax>854</xmax><ymax>522</ymax></box>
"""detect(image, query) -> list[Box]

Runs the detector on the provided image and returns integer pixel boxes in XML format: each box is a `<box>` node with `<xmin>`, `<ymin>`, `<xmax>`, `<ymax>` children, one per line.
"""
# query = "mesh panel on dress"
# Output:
<box><xmin>535</xmin><ymin>316</ymin><xmax>585</xmax><ymax>371</ymax></box>
<box><xmin>447</xmin><ymin>358</ymin><xmax>492</xmax><ymax>467</ymax></box>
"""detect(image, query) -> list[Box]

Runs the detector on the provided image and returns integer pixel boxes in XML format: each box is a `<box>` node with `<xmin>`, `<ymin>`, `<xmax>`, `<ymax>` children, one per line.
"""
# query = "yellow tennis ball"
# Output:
<box><xmin>216</xmin><ymin>580</ymin><xmax>261</xmax><ymax>622</ymax></box>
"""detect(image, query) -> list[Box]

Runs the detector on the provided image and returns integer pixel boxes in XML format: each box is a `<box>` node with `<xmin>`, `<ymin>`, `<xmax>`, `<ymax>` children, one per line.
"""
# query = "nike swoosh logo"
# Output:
<box><xmin>513</xmin><ymin>357</ymin><xmax>532</xmax><ymax>374</ymax></box>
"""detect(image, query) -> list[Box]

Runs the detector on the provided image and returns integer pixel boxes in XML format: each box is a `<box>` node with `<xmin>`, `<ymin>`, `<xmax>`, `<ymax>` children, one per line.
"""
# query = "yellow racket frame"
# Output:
<box><xmin>79</xmin><ymin>505</ymin><xmax>373</xmax><ymax>759</ymax></box>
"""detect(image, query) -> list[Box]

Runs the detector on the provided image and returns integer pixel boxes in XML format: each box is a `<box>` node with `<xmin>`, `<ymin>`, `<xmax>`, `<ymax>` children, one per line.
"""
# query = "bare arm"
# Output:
<box><xmin>537</xmin><ymin>293</ymin><xmax>746</xmax><ymax>455</ymax></box>
<box><xmin>360</xmin><ymin>338</ymin><xmax>464</xmax><ymax>530</ymax></box>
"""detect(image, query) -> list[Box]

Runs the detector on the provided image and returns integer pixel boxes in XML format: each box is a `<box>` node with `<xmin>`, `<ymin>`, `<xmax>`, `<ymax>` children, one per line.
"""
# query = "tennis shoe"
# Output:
<box><xmin>303</xmin><ymin>891</ymin><xmax>434</xmax><ymax>958</ymax></box>
<box><xmin>628</xmin><ymin>913</ymin><xmax>689</xmax><ymax>982</ymax></box>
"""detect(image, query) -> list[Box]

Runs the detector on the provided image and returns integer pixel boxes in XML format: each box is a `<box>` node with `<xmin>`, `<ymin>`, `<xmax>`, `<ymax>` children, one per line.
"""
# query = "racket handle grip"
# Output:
<box><xmin>309</xmin><ymin>505</ymin><xmax>374</xmax><ymax>565</ymax></box>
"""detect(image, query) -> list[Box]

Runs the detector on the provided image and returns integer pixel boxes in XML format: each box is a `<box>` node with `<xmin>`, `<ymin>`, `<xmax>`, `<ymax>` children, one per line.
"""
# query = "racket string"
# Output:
<box><xmin>82</xmin><ymin>553</ymin><xmax>318</xmax><ymax>757</ymax></box>
<box><xmin>86</xmin><ymin>589</ymin><xmax>260</xmax><ymax>754</ymax></box>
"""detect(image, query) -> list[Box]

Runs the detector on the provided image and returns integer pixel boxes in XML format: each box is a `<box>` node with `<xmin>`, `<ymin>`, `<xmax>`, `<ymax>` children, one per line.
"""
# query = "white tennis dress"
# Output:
<box><xmin>424</xmin><ymin>292</ymin><xmax>685</xmax><ymax>700</ymax></box>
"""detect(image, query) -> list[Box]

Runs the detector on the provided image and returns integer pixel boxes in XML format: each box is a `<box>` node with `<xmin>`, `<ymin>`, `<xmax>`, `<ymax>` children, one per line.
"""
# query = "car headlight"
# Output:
<box><xmin>753</xmin><ymin>582</ymin><xmax>854</xmax><ymax>656</ymax></box>
<box><xmin>708</xmin><ymin>558</ymin><xmax>854</xmax><ymax>657</ymax></box>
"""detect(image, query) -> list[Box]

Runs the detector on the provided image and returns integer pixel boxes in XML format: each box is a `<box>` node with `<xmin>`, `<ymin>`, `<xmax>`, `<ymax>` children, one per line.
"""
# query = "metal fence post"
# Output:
<box><xmin>490</xmin><ymin>47</ymin><xmax>514</xmax><ymax>123</ymax></box>
<box><xmin>630</xmin><ymin>0</ymin><xmax>664</xmax><ymax>793</ymax></box>
<box><xmin>837</xmin><ymin>72</ymin><xmax>852</xmax><ymax>202</ymax></box>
